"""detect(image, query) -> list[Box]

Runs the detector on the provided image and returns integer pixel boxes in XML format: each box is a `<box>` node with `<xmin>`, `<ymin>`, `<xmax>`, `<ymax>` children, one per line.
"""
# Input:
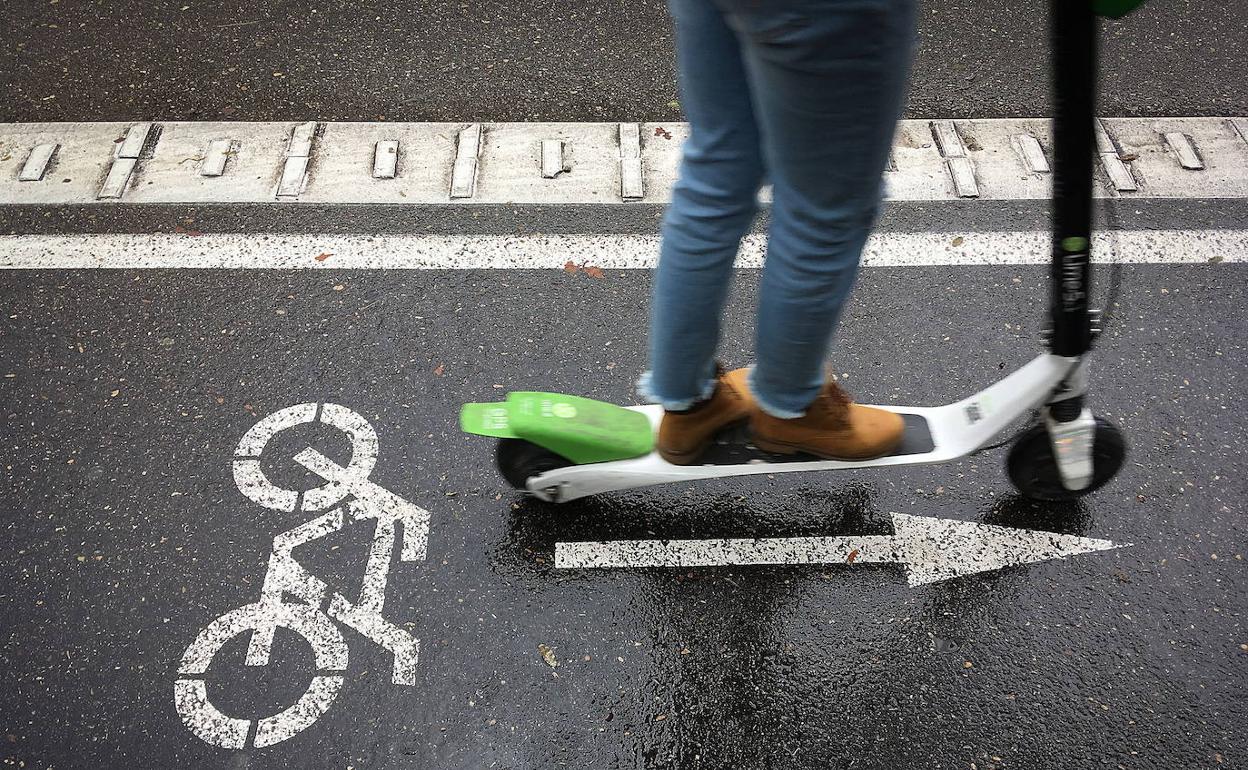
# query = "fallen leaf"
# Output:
<box><xmin>846</xmin><ymin>548</ymin><xmax>860</xmax><ymax>564</ymax></box>
<box><xmin>654</xmin><ymin>126</ymin><xmax>672</xmax><ymax>140</ymax></box>
<box><xmin>538</xmin><ymin>643</ymin><xmax>558</xmax><ymax>668</ymax></box>
<box><xmin>583</xmin><ymin>266</ymin><xmax>605</xmax><ymax>279</ymax></box>
<box><xmin>654</xmin><ymin>714</ymin><xmax>668</xmax><ymax>721</ymax></box>
<box><xmin>1120</xmin><ymin>153</ymin><xmax>1139</xmax><ymax>162</ymax></box>
<box><xmin>314</xmin><ymin>252</ymin><xmax>333</xmax><ymax>262</ymax></box>
<box><xmin>110</xmin><ymin>389</ymin><xmax>120</xmax><ymax>397</ymax></box>
<box><xmin>951</xmin><ymin>236</ymin><xmax>964</xmax><ymax>247</ymax></box>
<box><xmin>433</xmin><ymin>363</ymin><xmax>445</xmax><ymax>376</ymax></box>
<box><xmin>563</xmin><ymin>261</ymin><xmax>579</xmax><ymax>274</ymax></box>
<box><xmin>963</xmin><ymin>660</ymin><xmax>974</xmax><ymax>669</ymax></box>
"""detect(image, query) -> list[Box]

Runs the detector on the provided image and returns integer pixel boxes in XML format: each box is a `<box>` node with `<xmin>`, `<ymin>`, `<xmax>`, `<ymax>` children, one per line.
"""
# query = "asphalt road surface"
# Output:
<box><xmin>2</xmin><ymin>2</ymin><xmax>1247</xmax><ymax>769</ymax></box>
<box><xmin>2</xmin><ymin>0</ymin><xmax>1247</xmax><ymax>123</ymax></box>
<box><xmin>3</xmin><ymin>260</ymin><xmax>1245</xmax><ymax>768</ymax></box>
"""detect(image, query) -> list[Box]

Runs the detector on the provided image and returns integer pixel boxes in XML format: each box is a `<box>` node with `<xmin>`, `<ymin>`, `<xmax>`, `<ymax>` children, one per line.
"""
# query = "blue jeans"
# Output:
<box><xmin>640</xmin><ymin>0</ymin><xmax>916</xmax><ymax>418</ymax></box>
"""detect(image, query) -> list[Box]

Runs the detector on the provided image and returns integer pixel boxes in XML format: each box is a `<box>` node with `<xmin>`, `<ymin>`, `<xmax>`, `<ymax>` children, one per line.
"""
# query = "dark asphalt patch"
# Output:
<box><xmin>1</xmin><ymin>265</ymin><xmax>1245</xmax><ymax>768</ymax></box>
<box><xmin>1</xmin><ymin>0</ymin><xmax>1243</xmax><ymax>123</ymax></box>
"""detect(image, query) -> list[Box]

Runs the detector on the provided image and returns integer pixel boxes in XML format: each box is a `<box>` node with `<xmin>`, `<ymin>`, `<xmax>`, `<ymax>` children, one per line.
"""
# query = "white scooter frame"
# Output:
<box><xmin>524</xmin><ymin>353</ymin><xmax>1091</xmax><ymax>503</ymax></box>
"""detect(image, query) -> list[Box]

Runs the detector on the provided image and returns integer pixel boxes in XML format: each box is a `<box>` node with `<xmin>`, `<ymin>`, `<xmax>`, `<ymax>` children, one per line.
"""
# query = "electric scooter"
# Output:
<box><xmin>461</xmin><ymin>0</ymin><xmax>1140</xmax><ymax>504</ymax></box>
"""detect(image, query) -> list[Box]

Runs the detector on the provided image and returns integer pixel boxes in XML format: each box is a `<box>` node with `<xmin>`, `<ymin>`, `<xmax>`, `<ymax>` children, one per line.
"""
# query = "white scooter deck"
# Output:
<box><xmin>526</xmin><ymin>353</ymin><xmax>1079</xmax><ymax>502</ymax></box>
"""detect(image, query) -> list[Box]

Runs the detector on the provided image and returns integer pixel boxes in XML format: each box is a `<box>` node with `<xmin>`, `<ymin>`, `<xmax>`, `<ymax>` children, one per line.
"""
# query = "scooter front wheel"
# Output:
<box><xmin>496</xmin><ymin>438</ymin><xmax>573</xmax><ymax>490</ymax></box>
<box><xmin>1006</xmin><ymin>417</ymin><xmax>1126</xmax><ymax>501</ymax></box>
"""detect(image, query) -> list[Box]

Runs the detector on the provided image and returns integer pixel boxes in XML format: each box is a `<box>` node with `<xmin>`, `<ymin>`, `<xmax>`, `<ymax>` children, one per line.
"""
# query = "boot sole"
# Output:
<box><xmin>657</xmin><ymin>416</ymin><xmax>749</xmax><ymax>466</ymax></box>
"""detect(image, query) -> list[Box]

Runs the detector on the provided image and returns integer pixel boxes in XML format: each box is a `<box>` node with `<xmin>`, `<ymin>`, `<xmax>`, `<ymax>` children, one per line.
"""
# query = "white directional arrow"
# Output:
<box><xmin>555</xmin><ymin>512</ymin><xmax>1129</xmax><ymax>586</ymax></box>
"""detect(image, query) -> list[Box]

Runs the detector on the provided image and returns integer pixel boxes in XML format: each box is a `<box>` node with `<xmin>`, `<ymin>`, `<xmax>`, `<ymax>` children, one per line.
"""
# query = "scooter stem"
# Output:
<box><xmin>1048</xmin><ymin>0</ymin><xmax>1096</xmax><ymax>360</ymax></box>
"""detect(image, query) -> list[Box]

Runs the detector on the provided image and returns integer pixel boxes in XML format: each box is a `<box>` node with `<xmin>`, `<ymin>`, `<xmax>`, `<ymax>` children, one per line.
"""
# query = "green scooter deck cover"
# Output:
<box><xmin>460</xmin><ymin>392</ymin><xmax>654</xmax><ymax>464</ymax></box>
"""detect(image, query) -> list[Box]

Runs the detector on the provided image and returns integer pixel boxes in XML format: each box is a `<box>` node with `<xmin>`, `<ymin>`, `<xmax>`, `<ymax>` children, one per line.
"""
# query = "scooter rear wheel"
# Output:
<box><xmin>496</xmin><ymin>438</ymin><xmax>573</xmax><ymax>490</ymax></box>
<box><xmin>1006</xmin><ymin>417</ymin><xmax>1126</xmax><ymax>501</ymax></box>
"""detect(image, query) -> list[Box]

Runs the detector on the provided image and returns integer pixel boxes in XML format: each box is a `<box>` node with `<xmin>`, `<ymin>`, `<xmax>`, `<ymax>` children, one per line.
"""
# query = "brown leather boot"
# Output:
<box><xmin>657</xmin><ymin>367</ymin><xmax>754</xmax><ymax>465</ymax></box>
<box><xmin>751</xmin><ymin>380</ymin><xmax>905</xmax><ymax>460</ymax></box>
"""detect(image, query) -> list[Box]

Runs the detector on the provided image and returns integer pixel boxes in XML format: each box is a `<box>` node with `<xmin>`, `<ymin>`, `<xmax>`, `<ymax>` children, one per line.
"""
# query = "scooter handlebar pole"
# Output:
<box><xmin>1048</xmin><ymin>0</ymin><xmax>1096</xmax><ymax>360</ymax></box>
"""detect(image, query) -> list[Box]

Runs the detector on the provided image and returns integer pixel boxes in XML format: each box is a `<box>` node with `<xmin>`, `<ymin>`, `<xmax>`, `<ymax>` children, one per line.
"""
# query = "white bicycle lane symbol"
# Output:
<box><xmin>174</xmin><ymin>403</ymin><xmax>431</xmax><ymax>749</ymax></box>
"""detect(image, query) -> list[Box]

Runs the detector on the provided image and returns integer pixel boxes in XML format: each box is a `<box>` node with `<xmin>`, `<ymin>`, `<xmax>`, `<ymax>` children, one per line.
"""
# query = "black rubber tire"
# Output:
<box><xmin>495</xmin><ymin>438</ymin><xmax>574</xmax><ymax>490</ymax></box>
<box><xmin>1006</xmin><ymin>417</ymin><xmax>1127</xmax><ymax>501</ymax></box>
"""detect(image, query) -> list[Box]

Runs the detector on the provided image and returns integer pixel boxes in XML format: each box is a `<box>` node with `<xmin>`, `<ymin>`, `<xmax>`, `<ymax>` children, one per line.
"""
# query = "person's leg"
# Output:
<box><xmin>639</xmin><ymin>0</ymin><xmax>766</xmax><ymax>410</ymax></box>
<box><xmin>722</xmin><ymin>0</ymin><xmax>916</xmax><ymax>417</ymax></box>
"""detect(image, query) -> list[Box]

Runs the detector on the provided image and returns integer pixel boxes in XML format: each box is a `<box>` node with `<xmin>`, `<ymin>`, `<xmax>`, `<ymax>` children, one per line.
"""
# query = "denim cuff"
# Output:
<box><xmin>747</xmin><ymin>366</ymin><xmax>808</xmax><ymax>419</ymax></box>
<box><xmin>636</xmin><ymin>370</ymin><xmax>719</xmax><ymax>412</ymax></box>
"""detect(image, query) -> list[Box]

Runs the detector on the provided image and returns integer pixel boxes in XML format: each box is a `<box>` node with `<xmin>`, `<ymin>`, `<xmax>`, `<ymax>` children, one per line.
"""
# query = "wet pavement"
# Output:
<box><xmin>4</xmin><ymin>0</ymin><xmax>1247</xmax><ymax>766</ymax></box>
<box><xmin>3</xmin><ymin>0</ymin><xmax>1246</xmax><ymax>123</ymax></box>
<box><xmin>2</xmin><ymin>263</ymin><xmax>1245</xmax><ymax>768</ymax></box>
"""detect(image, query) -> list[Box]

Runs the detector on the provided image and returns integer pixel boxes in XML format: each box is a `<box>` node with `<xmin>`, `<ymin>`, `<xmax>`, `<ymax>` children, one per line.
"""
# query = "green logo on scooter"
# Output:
<box><xmin>460</xmin><ymin>392</ymin><xmax>654</xmax><ymax>464</ymax></box>
<box><xmin>1061</xmin><ymin>236</ymin><xmax>1088</xmax><ymax>252</ymax></box>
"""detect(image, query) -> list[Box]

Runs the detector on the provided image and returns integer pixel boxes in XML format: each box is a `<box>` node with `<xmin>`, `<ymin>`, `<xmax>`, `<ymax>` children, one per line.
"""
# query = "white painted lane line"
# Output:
<box><xmin>555</xmin><ymin>512</ymin><xmax>1128</xmax><ymax>586</ymax></box>
<box><xmin>2</xmin><ymin>229</ymin><xmax>1243</xmax><ymax>270</ymax></box>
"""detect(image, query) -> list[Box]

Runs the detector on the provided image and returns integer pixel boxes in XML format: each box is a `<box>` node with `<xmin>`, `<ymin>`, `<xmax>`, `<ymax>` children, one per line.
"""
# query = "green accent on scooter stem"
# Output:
<box><xmin>459</xmin><ymin>392</ymin><xmax>655</xmax><ymax>464</ymax></box>
<box><xmin>1061</xmin><ymin>236</ymin><xmax>1089</xmax><ymax>252</ymax></box>
<box><xmin>1093</xmin><ymin>0</ymin><xmax>1147</xmax><ymax>18</ymax></box>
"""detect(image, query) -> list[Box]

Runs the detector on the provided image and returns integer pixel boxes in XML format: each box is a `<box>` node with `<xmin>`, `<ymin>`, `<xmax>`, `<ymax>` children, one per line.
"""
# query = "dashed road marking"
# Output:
<box><xmin>2</xmin><ymin>117</ymin><xmax>1244</xmax><ymax>204</ymax></box>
